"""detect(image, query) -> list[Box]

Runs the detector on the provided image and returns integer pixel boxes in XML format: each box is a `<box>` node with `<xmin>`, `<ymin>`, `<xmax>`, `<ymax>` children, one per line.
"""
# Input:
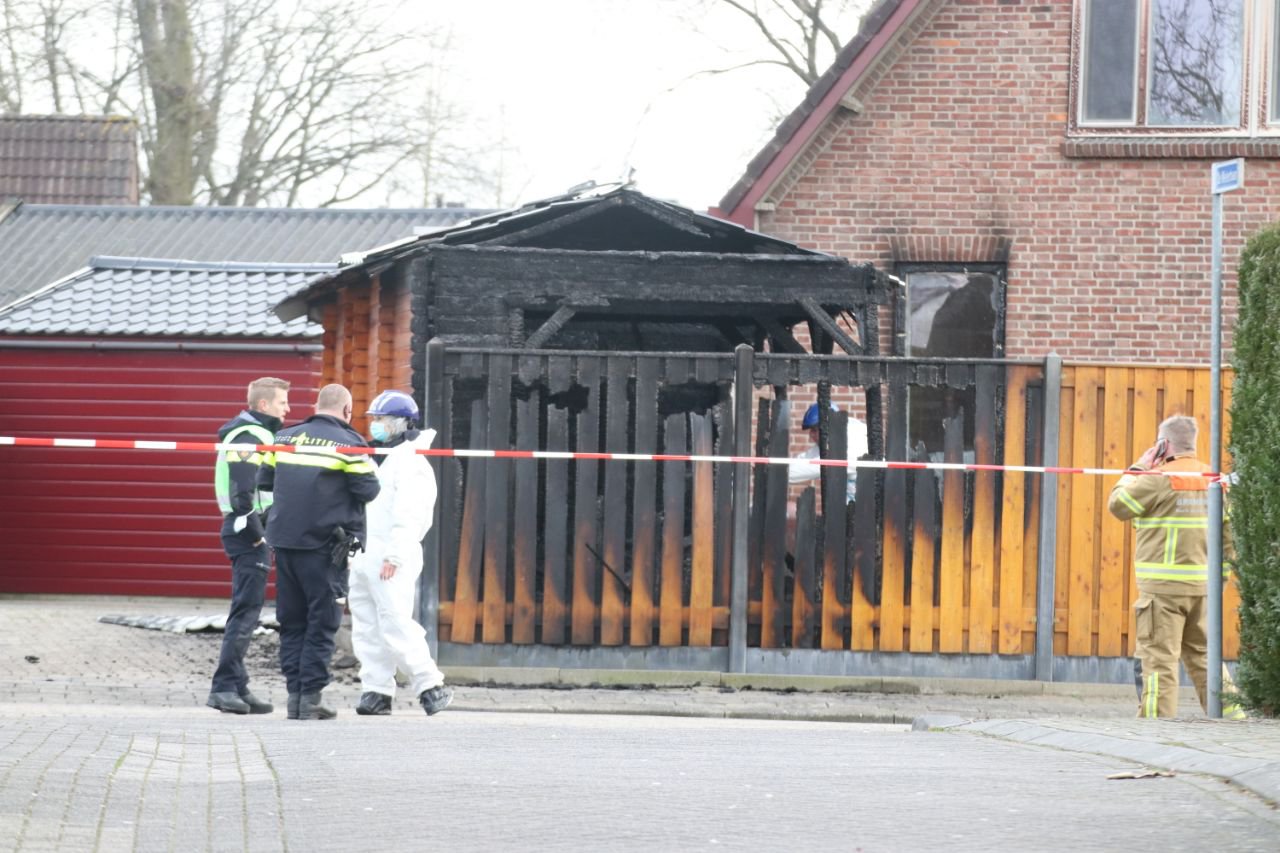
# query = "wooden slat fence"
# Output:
<box><xmin>1054</xmin><ymin>364</ymin><xmax>1241</xmax><ymax>659</ymax></box>
<box><xmin>745</xmin><ymin>357</ymin><xmax>1044</xmax><ymax>654</ymax></box>
<box><xmin>427</xmin><ymin>345</ymin><xmax>1048</xmax><ymax>655</ymax></box>
<box><xmin>423</xmin><ymin>344</ymin><xmax>1238</xmax><ymax>663</ymax></box>
<box><xmin>430</xmin><ymin>348</ymin><xmax>738</xmax><ymax>646</ymax></box>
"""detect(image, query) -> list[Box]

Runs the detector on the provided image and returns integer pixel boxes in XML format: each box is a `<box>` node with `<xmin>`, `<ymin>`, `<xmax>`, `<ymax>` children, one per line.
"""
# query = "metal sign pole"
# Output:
<box><xmin>1207</xmin><ymin>178</ymin><xmax>1225</xmax><ymax>718</ymax></box>
<box><xmin>1206</xmin><ymin>158</ymin><xmax>1242</xmax><ymax>718</ymax></box>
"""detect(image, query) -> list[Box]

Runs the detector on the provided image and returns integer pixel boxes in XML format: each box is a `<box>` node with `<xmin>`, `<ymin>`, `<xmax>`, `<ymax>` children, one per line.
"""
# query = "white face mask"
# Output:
<box><xmin>370</xmin><ymin>421</ymin><xmax>391</xmax><ymax>443</ymax></box>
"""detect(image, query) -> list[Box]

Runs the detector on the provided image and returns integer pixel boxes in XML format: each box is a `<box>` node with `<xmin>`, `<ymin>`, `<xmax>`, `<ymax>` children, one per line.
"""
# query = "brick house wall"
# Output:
<box><xmin>745</xmin><ymin>0</ymin><xmax>1280</xmax><ymax>363</ymax></box>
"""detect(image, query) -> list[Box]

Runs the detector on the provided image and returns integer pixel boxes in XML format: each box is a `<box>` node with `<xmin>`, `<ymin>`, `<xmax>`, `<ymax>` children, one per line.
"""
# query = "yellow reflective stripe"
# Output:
<box><xmin>1164</xmin><ymin>529</ymin><xmax>1178</xmax><ymax>566</ymax></box>
<box><xmin>1115</xmin><ymin>488</ymin><xmax>1145</xmax><ymax>514</ymax></box>
<box><xmin>274</xmin><ymin>451</ymin><xmax>375</xmax><ymax>474</ymax></box>
<box><xmin>1135</xmin><ymin>563</ymin><xmax>1208</xmax><ymax>581</ymax></box>
<box><xmin>1144</xmin><ymin>673</ymin><xmax>1159</xmax><ymax>718</ymax></box>
<box><xmin>275</xmin><ymin>453</ymin><xmax>351</xmax><ymax>471</ymax></box>
<box><xmin>1133</xmin><ymin>517</ymin><xmax>1207</xmax><ymax>528</ymax></box>
<box><xmin>261</xmin><ymin>451</ymin><xmax>277</xmax><ymax>468</ymax></box>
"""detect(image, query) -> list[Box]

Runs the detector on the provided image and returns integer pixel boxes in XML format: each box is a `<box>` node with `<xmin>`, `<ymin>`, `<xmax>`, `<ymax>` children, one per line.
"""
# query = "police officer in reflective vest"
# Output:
<box><xmin>208</xmin><ymin>376</ymin><xmax>291</xmax><ymax>714</ymax></box>
<box><xmin>258</xmin><ymin>384</ymin><xmax>380</xmax><ymax>720</ymax></box>
<box><xmin>1108</xmin><ymin>414</ymin><xmax>1246</xmax><ymax>720</ymax></box>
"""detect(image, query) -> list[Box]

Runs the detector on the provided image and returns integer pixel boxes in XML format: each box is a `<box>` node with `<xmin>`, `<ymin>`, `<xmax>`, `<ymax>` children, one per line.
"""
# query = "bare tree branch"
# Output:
<box><xmin>0</xmin><ymin>0</ymin><xmax>497</xmax><ymax>207</ymax></box>
<box><xmin>695</xmin><ymin>0</ymin><xmax>866</xmax><ymax>86</ymax></box>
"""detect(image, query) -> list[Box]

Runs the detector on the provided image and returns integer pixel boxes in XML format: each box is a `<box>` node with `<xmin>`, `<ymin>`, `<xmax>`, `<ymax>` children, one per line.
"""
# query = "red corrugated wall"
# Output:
<box><xmin>0</xmin><ymin>345</ymin><xmax>320</xmax><ymax>596</ymax></box>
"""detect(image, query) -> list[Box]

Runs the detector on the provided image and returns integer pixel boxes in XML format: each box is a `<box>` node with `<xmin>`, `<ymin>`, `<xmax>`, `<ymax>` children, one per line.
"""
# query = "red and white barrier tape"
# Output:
<box><xmin>0</xmin><ymin>435</ymin><xmax>1221</xmax><ymax>479</ymax></box>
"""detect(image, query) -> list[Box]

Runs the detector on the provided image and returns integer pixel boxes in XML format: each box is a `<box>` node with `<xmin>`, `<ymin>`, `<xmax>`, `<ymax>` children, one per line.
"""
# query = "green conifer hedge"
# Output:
<box><xmin>1229</xmin><ymin>223</ymin><xmax>1280</xmax><ymax>715</ymax></box>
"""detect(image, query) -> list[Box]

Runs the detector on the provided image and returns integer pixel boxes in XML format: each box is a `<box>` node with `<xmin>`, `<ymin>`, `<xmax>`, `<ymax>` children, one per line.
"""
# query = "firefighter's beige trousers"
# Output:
<box><xmin>1135</xmin><ymin>592</ymin><xmax>1245</xmax><ymax>719</ymax></box>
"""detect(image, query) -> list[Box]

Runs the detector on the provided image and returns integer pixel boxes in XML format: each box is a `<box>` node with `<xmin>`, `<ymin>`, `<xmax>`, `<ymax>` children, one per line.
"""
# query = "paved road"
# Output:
<box><xmin>1</xmin><ymin>707</ymin><xmax>1278</xmax><ymax>852</ymax></box>
<box><xmin>3</xmin><ymin>594</ymin><xmax>1280</xmax><ymax>851</ymax></box>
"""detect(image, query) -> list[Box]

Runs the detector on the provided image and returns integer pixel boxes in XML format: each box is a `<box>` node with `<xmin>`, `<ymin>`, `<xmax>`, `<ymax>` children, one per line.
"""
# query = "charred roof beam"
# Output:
<box><xmin>799</xmin><ymin>296</ymin><xmax>861</xmax><ymax>355</ymax></box>
<box><xmin>756</xmin><ymin>316</ymin><xmax>806</xmax><ymax>354</ymax></box>
<box><xmin>524</xmin><ymin>304</ymin><xmax>577</xmax><ymax>349</ymax></box>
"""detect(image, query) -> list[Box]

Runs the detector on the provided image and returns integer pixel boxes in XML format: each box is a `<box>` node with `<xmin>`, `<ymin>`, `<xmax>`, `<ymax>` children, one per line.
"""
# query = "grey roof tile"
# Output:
<box><xmin>0</xmin><ymin>257</ymin><xmax>334</xmax><ymax>338</ymax></box>
<box><xmin>0</xmin><ymin>202</ymin><xmax>488</xmax><ymax>311</ymax></box>
<box><xmin>0</xmin><ymin>115</ymin><xmax>138</xmax><ymax>206</ymax></box>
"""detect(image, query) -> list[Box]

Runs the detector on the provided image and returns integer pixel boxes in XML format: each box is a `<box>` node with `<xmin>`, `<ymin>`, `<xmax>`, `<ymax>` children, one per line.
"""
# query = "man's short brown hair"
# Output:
<box><xmin>247</xmin><ymin>377</ymin><xmax>290</xmax><ymax>408</ymax></box>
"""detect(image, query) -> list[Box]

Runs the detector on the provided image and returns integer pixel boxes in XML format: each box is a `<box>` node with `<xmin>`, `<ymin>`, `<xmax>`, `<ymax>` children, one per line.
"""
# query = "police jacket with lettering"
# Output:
<box><xmin>215</xmin><ymin>409</ymin><xmax>282</xmax><ymax>556</ymax></box>
<box><xmin>1107</xmin><ymin>454</ymin><xmax>1229</xmax><ymax>596</ymax></box>
<box><xmin>257</xmin><ymin>414</ymin><xmax>381</xmax><ymax>550</ymax></box>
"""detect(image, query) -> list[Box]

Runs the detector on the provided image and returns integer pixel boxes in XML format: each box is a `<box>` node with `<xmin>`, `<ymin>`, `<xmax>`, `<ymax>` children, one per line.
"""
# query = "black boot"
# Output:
<box><xmin>298</xmin><ymin>691</ymin><xmax>336</xmax><ymax>720</ymax></box>
<box><xmin>356</xmin><ymin>692</ymin><xmax>393</xmax><ymax>716</ymax></box>
<box><xmin>287</xmin><ymin>693</ymin><xmax>300</xmax><ymax>720</ymax></box>
<box><xmin>207</xmin><ymin>691</ymin><xmax>250</xmax><ymax>714</ymax></box>
<box><xmin>239</xmin><ymin>690</ymin><xmax>274</xmax><ymax>715</ymax></box>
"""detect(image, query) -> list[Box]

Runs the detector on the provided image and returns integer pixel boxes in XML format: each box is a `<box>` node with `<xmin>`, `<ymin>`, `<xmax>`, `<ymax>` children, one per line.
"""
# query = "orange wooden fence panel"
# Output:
<box><xmin>1056</xmin><ymin>364</ymin><xmax>1240</xmax><ymax>660</ymax></box>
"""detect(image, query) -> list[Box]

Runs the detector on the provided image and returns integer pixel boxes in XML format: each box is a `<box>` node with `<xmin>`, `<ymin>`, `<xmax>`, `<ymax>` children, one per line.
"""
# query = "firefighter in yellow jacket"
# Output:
<box><xmin>1108</xmin><ymin>414</ymin><xmax>1245</xmax><ymax>720</ymax></box>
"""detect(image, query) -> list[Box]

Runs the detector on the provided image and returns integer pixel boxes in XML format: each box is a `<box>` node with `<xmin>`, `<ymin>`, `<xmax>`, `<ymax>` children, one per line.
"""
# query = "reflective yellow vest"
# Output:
<box><xmin>214</xmin><ymin>422</ymin><xmax>274</xmax><ymax>516</ymax></box>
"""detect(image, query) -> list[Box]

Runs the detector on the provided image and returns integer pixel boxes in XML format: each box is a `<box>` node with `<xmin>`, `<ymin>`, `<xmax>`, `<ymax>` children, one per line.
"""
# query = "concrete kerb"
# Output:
<box><xmin>954</xmin><ymin>719</ymin><xmax>1280</xmax><ymax>807</ymax></box>
<box><xmin>443</xmin><ymin>666</ymin><xmax>1137</xmax><ymax>699</ymax></box>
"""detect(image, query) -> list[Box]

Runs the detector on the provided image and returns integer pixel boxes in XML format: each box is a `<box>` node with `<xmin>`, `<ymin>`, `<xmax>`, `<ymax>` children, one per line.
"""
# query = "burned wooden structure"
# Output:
<box><xmin>276</xmin><ymin>185</ymin><xmax>1241</xmax><ymax>683</ymax></box>
<box><xmin>275</xmin><ymin>186</ymin><xmax>887</xmax><ymax>429</ymax></box>
<box><xmin>420</xmin><ymin>342</ymin><xmax>1049</xmax><ymax>675</ymax></box>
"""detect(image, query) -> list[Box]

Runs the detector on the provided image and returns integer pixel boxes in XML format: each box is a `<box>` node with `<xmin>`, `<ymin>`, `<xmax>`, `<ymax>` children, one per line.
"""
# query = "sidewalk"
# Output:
<box><xmin>4</xmin><ymin>593</ymin><xmax>1278</xmax><ymax>808</ymax></box>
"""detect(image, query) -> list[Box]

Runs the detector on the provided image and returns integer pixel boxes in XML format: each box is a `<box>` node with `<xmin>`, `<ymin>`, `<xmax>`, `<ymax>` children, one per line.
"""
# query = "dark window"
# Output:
<box><xmin>896</xmin><ymin>266</ymin><xmax>1004</xmax><ymax>455</ymax></box>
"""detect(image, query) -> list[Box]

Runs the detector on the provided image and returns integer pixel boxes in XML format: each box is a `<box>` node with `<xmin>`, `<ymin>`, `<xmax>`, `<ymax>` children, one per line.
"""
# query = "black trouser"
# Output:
<box><xmin>211</xmin><ymin>542</ymin><xmax>270</xmax><ymax>694</ymax></box>
<box><xmin>274</xmin><ymin>546</ymin><xmax>344</xmax><ymax>695</ymax></box>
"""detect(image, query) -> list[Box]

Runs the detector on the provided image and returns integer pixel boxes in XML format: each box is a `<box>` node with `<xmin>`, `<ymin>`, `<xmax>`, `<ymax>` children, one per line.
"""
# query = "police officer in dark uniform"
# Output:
<box><xmin>257</xmin><ymin>384</ymin><xmax>380</xmax><ymax>720</ymax></box>
<box><xmin>208</xmin><ymin>376</ymin><xmax>291</xmax><ymax>714</ymax></box>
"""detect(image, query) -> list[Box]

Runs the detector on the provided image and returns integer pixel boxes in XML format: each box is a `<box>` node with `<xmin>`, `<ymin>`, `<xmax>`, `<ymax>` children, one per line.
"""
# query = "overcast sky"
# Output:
<box><xmin>422</xmin><ymin>0</ymin><xmax>864</xmax><ymax>211</ymax></box>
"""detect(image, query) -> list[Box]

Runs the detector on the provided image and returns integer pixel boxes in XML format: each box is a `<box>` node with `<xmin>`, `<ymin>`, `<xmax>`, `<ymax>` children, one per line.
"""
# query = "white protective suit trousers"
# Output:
<box><xmin>348</xmin><ymin>561</ymin><xmax>444</xmax><ymax>698</ymax></box>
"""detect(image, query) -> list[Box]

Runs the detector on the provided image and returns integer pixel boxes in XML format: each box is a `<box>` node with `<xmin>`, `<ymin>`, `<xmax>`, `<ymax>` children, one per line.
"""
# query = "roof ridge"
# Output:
<box><xmin>0</xmin><ymin>114</ymin><xmax>135</xmax><ymax>123</ymax></box>
<box><xmin>7</xmin><ymin>204</ymin><xmax>493</xmax><ymax>217</ymax></box>
<box><xmin>89</xmin><ymin>256</ymin><xmax>338</xmax><ymax>273</ymax></box>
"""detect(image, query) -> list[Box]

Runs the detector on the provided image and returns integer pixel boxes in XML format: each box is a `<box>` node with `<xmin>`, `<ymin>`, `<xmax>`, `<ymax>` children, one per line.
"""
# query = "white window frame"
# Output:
<box><xmin>1270</xmin><ymin>1</ymin><xmax>1280</xmax><ymax>121</ymax></box>
<box><xmin>1073</xmin><ymin>0</ymin><xmax>1280</xmax><ymax>135</ymax></box>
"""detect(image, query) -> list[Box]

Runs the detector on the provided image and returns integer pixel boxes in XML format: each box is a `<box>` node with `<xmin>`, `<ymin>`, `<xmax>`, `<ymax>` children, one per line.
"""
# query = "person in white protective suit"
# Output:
<box><xmin>349</xmin><ymin>390</ymin><xmax>453</xmax><ymax>717</ymax></box>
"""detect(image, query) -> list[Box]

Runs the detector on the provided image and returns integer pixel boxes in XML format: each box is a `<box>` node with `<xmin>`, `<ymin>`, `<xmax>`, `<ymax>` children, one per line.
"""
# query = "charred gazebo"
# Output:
<box><xmin>277</xmin><ymin>185</ymin><xmax>978</xmax><ymax>672</ymax></box>
<box><xmin>275</xmin><ymin>184</ymin><xmax>889</xmax><ymax>416</ymax></box>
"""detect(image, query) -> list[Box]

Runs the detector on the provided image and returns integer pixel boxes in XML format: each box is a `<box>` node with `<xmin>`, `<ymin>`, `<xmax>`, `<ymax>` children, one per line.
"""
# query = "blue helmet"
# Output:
<box><xmin>802</xmin><ymin>401</ymin><xmax>839</xmax><ymax>429</ymax></box>
<box><xmin>367</xmin><ymin>389</ymin><xmax>419</xmax><ymax>420</ymax></box>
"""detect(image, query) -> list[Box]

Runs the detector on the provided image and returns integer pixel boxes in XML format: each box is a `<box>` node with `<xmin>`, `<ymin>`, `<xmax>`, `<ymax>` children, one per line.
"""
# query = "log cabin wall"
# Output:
<box><xmin>317</xmin><ymin>270</ymin><xmax>415</xmax><ymax>432</ymax></box>
<box><xmin>406</xmin><ymin>244</ymin><xmax>887</xmax><ymax>407</ymax></box>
